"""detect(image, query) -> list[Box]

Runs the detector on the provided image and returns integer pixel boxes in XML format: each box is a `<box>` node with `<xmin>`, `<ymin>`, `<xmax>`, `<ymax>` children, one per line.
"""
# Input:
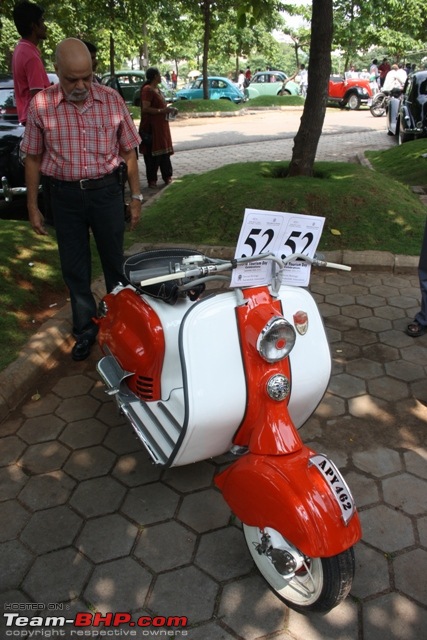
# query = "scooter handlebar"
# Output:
<box><xmin>128</xmin><ymin>253</ymin><xmax>351</xmax><ymax>288</ymax></box>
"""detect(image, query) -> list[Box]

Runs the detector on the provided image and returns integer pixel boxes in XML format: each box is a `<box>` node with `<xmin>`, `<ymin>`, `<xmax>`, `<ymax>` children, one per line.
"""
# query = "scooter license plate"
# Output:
<box><xmin>309</xmin><ymin>454</ymin><xmax>356</xmax><ymax>525</ymax></box>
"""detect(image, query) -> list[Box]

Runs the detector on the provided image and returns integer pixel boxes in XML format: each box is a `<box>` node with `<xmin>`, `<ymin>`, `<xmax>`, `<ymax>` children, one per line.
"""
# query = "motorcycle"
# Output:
<box><xmin>96</xmin><ymin>247</ymin><xmax>362</xmax><ymax>614</ymax></box>
<box><xmin>369</xmin><ymin>87</ymin><xmax>402</xmax><ymax>117</ymax></box>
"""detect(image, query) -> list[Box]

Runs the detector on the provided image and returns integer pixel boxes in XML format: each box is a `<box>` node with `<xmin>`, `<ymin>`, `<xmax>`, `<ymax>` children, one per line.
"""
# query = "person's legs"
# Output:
<box><xmin>408</xmin><ymin>217</ymin><xmax>427</xmax><ymax>336</ymax></box>
<box><xmin>415</xmin><ymin>265</ymin><xmax>427</xmax><ymax>327</ymax></box>
<box><xmin>157</xmin><ymin>153</ymin><xmax>173</xmax><ymax>183</ymax></box>
<box><xmin>49</xmin><ymin>183</ymin><xmax>98</xmax><ymax>343</ymax></box>
<box><xmin>143</xmin><ymin>152</ymin><xmax>159</xmax><ymax>186</ymax></box>
<box><xmin>88</xmin><ymin>182</ymin><xmax>125</xmax><ymax>293</ymax></box>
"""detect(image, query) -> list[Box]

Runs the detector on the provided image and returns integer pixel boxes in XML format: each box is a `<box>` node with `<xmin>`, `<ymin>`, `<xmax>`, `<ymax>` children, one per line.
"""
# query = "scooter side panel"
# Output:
<box><xmin>278</xmin><ymin>285</ymin><xmax>331</xmax><ymax>428</ymax></box>
<box><xmin>172</xmin><ymin>292</ymin><xmax>247</xmax><ymax>466</ymax></box>
<box><xmin>215</xmin><ymin>448</ymin><xmax>362</xmax><ymax>557</ymax></box>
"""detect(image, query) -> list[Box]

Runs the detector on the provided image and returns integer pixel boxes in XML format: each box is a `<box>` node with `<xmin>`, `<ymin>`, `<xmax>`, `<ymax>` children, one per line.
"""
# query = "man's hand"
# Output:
<box><xmin>127</xmin><ymin>198</ymin><xmax>141</xmax><ymax>231</ymax></box>
<box><xmin>28</xmin><ymin>205</ymin><xmax>48</xmax><ymax>235</ymax></box>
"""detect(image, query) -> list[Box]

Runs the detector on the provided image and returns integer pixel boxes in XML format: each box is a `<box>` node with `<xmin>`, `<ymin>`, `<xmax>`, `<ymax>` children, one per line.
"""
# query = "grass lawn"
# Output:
<box><xmin>128</xmin><ymin>94</ymin><xmax>304</xmax><ymax>119</ymax></box>
<box><xmin>1</xmin><ymin>138</ymin><xmax>426</xmax><ymax>370</ymax></box>
<box><xmin>127</xmin><ymin>148</ymin><xmax>427</xmax><ymax>253</ymax></box>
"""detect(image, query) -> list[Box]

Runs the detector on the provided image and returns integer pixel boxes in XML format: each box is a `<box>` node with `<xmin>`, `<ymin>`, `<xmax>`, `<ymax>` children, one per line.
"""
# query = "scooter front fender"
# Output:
<box><xmin>215</xmin><ymin>447</ymin><xmax>362</xmax><ymax>558</ymax></box>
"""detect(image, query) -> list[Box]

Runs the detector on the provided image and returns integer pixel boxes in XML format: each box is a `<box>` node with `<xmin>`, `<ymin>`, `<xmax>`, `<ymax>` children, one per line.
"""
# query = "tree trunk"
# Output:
<box><xmin>287</xmin><ymin>0</ymin><xmax>333</xmax><ymax>177</ymax></box>
<box><xmin>109</xmin><ymin>32</ymin><xmax>115</xmax><ymax>75</ymax></box>
<box><xmin>202</xmin><ymin>0</ymin><xmax>211</xmax><ymax>99</ymax></box>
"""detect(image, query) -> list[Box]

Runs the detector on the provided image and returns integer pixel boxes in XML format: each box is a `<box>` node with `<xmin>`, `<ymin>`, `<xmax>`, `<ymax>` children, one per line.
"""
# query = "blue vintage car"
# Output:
<box><xmin>175</xmin><ymin>76</ymin><xmax>246</xmax><ymax>104</ymax></box>
<box><xmin>387</xmin><ymin>70</ymin><xmax>427</xmax><ymax>144</ymax></box>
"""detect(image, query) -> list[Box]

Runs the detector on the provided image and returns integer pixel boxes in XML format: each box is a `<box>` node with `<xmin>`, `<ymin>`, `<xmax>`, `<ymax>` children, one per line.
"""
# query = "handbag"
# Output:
<box><xmin>139</xmin><ymin>121</ymin><xmax>152</xmax><ymax>150</ymax></box>
<box><xmin>140</xmin><ymin>131</ymin><xmax>152</xmax><ymax>145</ymax></box>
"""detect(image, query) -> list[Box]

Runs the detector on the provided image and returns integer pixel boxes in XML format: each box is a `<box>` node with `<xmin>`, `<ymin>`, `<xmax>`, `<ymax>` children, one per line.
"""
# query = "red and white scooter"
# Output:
<box><xmin>96</xmin><ymin>247</ymin><xmax>362</xmax><ymax>613</ymax></box>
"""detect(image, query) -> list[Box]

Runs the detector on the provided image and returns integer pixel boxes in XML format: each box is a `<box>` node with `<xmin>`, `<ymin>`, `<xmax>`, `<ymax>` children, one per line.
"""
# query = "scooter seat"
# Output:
<box><xmin>123</xmin><ymin>248</ymin><xmax>206</xmax><ymax>304</ymax></box>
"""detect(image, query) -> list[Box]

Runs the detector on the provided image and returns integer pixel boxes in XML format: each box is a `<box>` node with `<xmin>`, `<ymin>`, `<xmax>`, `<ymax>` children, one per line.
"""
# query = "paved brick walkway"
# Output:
<box><xmin>1</xmin><ymin>124</ymin><xmax>426</xmax><ymax>640</ymax></box>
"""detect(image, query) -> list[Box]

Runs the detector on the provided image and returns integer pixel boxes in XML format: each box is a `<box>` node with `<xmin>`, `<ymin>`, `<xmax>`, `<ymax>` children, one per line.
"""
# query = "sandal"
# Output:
<box><xmin>406</xmin><ymin>321</ymin><xmax>427</xmax><ymax>337</ymax></box>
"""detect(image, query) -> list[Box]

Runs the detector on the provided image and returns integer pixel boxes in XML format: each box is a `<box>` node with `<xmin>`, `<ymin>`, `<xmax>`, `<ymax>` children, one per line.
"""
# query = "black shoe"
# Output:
<box><xmin>71</xmin><ymin>338</ymin><xmax>95</xmax><ymax>361</ymax></box>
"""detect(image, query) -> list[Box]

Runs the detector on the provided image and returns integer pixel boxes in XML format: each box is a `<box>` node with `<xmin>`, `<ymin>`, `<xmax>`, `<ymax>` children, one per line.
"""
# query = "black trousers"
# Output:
<box><xmin>49</xmin><ymin>179</ymin><xmax>125</xmax><ymax>341</ymax></box>
<box><xmin>143</xmin><ymin>152</ymin><xmax>172</xmax><ymax>184</ymax></box>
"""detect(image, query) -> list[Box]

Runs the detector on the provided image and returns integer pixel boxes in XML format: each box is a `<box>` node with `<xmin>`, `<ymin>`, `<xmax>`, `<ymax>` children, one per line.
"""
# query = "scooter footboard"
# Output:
<box><xmin>215</xmin><ymin>447</ymin><xmax>361</xmax><ymax>558</ymax></box>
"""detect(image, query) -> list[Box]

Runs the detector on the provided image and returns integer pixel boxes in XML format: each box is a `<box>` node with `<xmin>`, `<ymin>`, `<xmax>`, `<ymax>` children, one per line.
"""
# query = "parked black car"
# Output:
<box><xmin>387</xmin><ymin>70</ymin><xmax>427</xmax><ymax>144</ymax></box>
<box><xmin>0</xmin><ymin>75</ymin><xmax>27</xmax><ymax>204</ymax></box>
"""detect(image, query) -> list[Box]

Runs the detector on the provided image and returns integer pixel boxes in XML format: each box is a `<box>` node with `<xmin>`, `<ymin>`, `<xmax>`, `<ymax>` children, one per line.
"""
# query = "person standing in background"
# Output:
<box><xmin>299</xmin><ymin>64</ymin><xmax>308</xmax><ymax>96</ymax></box>
<box><xmin>82</xmin><ymin>40</ymin><xmax>101</xmax><ymax>82</ymax></box>
<box><xmin>139</xmin><ymin>67</ymin><xmax>176</xmax><ymax>189</ymax></box>
<box><xmin>378</xmin><ymin>58</ymin><xmax>391</xmax><ymax>87</ymax></box>
<box><xmin>12</xmin><ymin>0</ymin><xmax>50</xmax><ymax>125</ymax></box>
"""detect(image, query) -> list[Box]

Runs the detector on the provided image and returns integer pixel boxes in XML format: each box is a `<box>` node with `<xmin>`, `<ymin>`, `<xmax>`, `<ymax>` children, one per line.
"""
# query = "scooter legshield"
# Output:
<box><xmin>215</xmin><ymin>446</ymin><xmax>362</xmax><ymax>558</ymax></box>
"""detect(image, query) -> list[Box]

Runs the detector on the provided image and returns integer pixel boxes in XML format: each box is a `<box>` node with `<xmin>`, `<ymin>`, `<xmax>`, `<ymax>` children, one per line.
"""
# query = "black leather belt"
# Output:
<box><xmin>47</xmin><ymin>171</ymin><xmax>119</xmax><ymax>190</ymax></box>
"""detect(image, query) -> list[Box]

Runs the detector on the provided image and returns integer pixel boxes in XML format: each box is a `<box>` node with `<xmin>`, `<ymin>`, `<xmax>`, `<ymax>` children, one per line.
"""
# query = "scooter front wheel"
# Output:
<box><xmin>243</xmin><ymin>525</ymin><xmax>355</xmax><ymax>613</ymax></box>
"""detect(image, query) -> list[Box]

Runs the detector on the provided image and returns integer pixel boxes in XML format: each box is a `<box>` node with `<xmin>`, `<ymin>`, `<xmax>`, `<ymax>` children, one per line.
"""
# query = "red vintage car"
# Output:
<box><xmin>328</xmin><ymin>75</ymin><xmax>373</xmax><ymax>110</ymax></box>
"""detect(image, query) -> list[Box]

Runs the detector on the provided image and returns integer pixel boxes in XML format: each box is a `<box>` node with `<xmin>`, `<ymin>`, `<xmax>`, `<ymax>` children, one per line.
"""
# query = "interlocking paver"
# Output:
<box><xmin>69</xmin><ymin>475</ymin><xmax>126</xmax><ymax>517</ymax></box>
<box><xmin>134</xmin><ymin>520</ymin><xmax>196</xmax><ymax>572</ymax></box>
<box><xmin>18</xmin><ymin>441</ymin><xmax>70</xmax><ymax>474</ymax></box>
<box><xmin>18</xmin><ymin>470</ymin><xmax>76</xmax><ymax>510</ymax></box>
<box><xmin>352</xmin><ymin>542</ymin><xmax>390</xmax><ymax>598</ymax></box>
<box><xmin>382</xmin><ymin>474</ymin><xmax>427</xmax><ymax>515</ymax></box>
<box><xmin>20</xmin><ymin>393</ymin><xmax>61</xmax><ymax>418</ymax></box>
<box><xmin>346</xmin><ymin>358</ymin><xmax>384</xmax><ymax>379</ymax></box>
<box><xmin>360</xmin><ymin>505</ymin><xmax>415</xmax><ymax>552</ymax></box>
<box><xmin>340</xmin><ymin>471</ymin><xmax>380</xmax><ymax>507</ymax></box>
<box><xmin>368</xmin><ymin>376</ymin><xmax>410</xmax><ymax>401</ymax></box>
<box><xmin>353</xmin><ymin>448</ymin><xmax>402</xmax><ymax>476</ymax></box>
<box><xmin>84</xmin><ymin>557</ymin><xmax>152</xmax><ymax>613</ymax></box>
<box><xmin>0</xmin><ymin>436</ymin><xmax>26</xmax><ymax>466</ymax></box>
<box><xmin>177</xmin><ymin>488</ymin><xmax>232</xmax><ymax>532</ymax></box>
<box><xmin>196</xmin><ymin>526</ymin><xmax>253</xmax><ymax>580</ymax></box>
<box><xmin>18</xmin><ymin>415</ymin><xmax>65</xmax><ymax>443</ymax></box>
<box><xmin>163</xmin><ymin>460</ymin><xmax>215</xmax><ymax>492</ymax></box>
<box><xmin>287</xmin><ymin>598</ymin><xmax>359</xmax><ymax>640</ymax></box>
<box><xmin>64</xmin><ymin>445</ymin><xmax>116</xmax><ymax>480</ymax></box>
<box><xmin>393</xmin><ymin>549</ymin><xmax>427</xmax><ymax>606</ymax></box>
<box><xmin>148</xmin><ymin>566</ymin><xmax>218</xmax><ymax>623</ymax></box>
<box><xmin>22</xmin><ymin>548</ymin><xmax>92</xmax><ymax>601</ymax></box>
<box><xmin>403</xmin><ymin>449</ymin><xmax>427</xmax><ymax>480</ymax></box>
<box><xmin>328</xmin><ymin>372</ymin><xmax>366</xmax><ymax>398</ymax></box>
<box><xmin>55</xmin><ymin>396</ymin><xmax>100</xmax><ymax>422</ymax></box>
<box><xmin>0</xmin><ymin>465</ymin><xmax>27</xmax><ymax>500</ymax></box>
<box><xmin>52</xmin><ymin>374</ymin><xmax>94</xmax><ymax>398</ymax></box>
<box><xmin>59</xmin><ymin>417</ymin><xmax>108</xmax><ymax>449</ymax></box>
<box><xmin>385</xmin><ymin>359</ymin><xmax>425</xmax><ymax>382</ymax></box>
<box><xmin>20</xmin><ymin>505</ymin><xmax>82</xmax><ymax>553</ymax></box>
<box><xmin>0</xmin><ymin>540</ymin><xmax>33</xmax><ymax>591</ymax></box>
<box><xmin>77</xmin><ymin>513</ymin><xmax>138</xmax><ymax>562</ymax></box>
<box><xmin>362</xmin><ymin>593</ymin><xmax>427</xmax><ymax>640</ymax></box>
<box><xmin>112</xmin><ymin>450</ymin><xmax>162</xmax><ymax>486</ymax></box>
<box><xmin>121</xmin><ymin>483</ymin><xmax>180</xmax><ymax>525</ymax></box>
<box><xmin>348</xmin><ymin>394</ymin><xmax>390</xmax><ymax>420</ymax></box>
<box><xmin>219</xmin><ymin>574</ymin><xmax>288</xmax><ymax>640</ymax></box>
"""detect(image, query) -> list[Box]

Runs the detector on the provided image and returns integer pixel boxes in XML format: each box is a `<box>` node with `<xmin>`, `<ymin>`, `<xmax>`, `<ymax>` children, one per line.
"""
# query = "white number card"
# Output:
<box><xmin>231</xmin><ymin>209</ymin><xmax>325</xmax><ymax>287</ymax></box>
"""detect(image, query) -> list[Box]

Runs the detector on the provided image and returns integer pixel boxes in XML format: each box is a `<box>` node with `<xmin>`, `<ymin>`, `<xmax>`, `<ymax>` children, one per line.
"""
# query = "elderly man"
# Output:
<box><xmin>21</xmin><ymin>38</ymin><xmax>142</xmax><ymax>361</ymax></box>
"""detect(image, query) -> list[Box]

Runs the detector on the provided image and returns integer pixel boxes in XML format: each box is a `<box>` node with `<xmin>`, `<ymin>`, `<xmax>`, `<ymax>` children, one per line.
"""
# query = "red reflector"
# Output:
<box><xmin>293</xmin><ymin>310</ymin><xmax>308</xmax><ymax>335</ymax></box>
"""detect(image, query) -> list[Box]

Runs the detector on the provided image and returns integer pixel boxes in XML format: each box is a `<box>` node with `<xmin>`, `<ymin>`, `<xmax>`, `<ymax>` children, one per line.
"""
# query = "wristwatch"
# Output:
<box><xmin>131</xmin><ymin>194</ymin><xmax>143</xmax><ymax>202</ymax></box>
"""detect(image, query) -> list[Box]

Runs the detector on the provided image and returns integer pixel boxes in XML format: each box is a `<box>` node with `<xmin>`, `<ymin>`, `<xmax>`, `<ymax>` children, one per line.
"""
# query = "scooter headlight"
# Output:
<box><xmin>257</xmin><ymin>317</ymin><xmax>296</xmax><ymax>363</ymax></box>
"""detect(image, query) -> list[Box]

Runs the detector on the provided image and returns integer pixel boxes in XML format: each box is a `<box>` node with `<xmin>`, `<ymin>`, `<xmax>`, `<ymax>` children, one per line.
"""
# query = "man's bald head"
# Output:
<box><xmin>54</xmin><ymin>38</ymin><xmax>93</xmax><ymax>104</ymax></box>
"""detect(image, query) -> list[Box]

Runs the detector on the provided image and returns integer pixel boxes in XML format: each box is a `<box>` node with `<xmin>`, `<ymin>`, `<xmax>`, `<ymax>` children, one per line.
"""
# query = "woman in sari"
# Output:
<box><xmin>139</xmin><ymin>67</ymin><xmax>176</xmax><ymax>187</ymax></box>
